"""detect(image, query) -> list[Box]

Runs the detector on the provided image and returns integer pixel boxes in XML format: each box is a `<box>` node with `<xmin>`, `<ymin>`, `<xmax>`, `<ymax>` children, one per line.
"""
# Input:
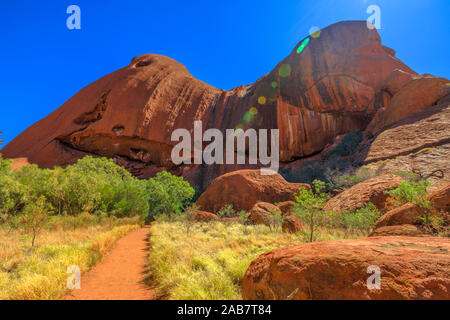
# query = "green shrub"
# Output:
<box><xmin>385</xmin><ymin>180</ymin><xmax>431</xmax><ymax>208</ymax></box>
<box><xmin>146</xmin><ymin>171</ymin><xmax>195</xmax><ymax>221</ymax></box>
<box><xmin>332</xmin><ymin>203</ymin><xmax>380</xmax><ymax>233</ymax></box>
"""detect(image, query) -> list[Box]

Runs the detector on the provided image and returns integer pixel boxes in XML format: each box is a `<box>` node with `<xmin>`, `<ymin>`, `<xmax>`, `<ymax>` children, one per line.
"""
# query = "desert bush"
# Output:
<box><xmin>146</xmin><ymin>171</ymin><xmax>195</xmax><ymax>221</ymax></box>
<box><xmin>331</xmin><ymin>203</ymin><xmax>381</xmax><ymax>233</ymax></box>
<box><xmin>385</xmin><ymin>179</ymin><xmax>431</xmax><ymax>208</ymax></box>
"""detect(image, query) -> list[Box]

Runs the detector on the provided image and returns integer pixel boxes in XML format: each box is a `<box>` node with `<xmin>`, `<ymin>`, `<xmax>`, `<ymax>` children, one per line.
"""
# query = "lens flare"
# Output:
<box><xmin>279</xmin><ymin>64</ymin><xmax>291</xmax><ymax>78</ymax></box>
<box><xmin>296</xmin><ymin>37</ymin><xmax>310</xmax><ymax>54</ymax></box>
<box><xmin>309</xmin><ymin>26</ymin><xmax>321</xmax><ymax>38</ymax></box>
<box><xmin>242</xmin><ymin>112</ymin><xmax>253</xmax><ymax>124</ymax></box>
<box><xmin>249</xmin><ymin>107</ymin><xmax>258</xmax><ymax>115</ymax></box>
<box><xmin>258</xmin><ymin>96</ymin><xmax>267</xmax><ymax>105</ymax></box>
<box><xmin>271</xmin><ymin>81</ymin><xmax>278</xmax><ymax>88</ymax></box>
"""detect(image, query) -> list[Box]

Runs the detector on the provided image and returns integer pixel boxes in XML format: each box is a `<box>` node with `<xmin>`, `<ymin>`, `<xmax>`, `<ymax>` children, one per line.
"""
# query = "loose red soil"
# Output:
<box><xmin>66</xmin><ymin>227</ymin><xmax>154</xmax><ymax>300</ymax></box>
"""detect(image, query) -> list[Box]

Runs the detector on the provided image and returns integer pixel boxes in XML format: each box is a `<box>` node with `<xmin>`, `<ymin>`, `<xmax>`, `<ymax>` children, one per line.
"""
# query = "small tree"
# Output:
<box><xmin>293</xmin><ymin>181</ymin><xmax>328</xmax><ymax>242</ymax></box>
<box><xmin>20</xmin><ymin>196</ymin><xmax>51</xmax><ymax>248</ymax></box>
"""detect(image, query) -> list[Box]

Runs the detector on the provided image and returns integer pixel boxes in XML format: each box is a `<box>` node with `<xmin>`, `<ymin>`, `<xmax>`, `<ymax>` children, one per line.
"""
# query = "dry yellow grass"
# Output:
<box><xmin>147</xmin><ymin>220</ymin><xmax>366</xmax><ymax>300</ymax></box>
<box><xmin>0</xmin><ymin>216</ymin><xmax>140</xmax><ymax>300</ymax></box>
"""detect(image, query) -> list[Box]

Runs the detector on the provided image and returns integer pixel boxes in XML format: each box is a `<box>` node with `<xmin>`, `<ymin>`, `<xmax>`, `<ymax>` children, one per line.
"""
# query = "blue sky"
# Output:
<box><xmin>0</xmin><ymin>0</ymin><xmax>449</xmax><ymax>146</ymax></box>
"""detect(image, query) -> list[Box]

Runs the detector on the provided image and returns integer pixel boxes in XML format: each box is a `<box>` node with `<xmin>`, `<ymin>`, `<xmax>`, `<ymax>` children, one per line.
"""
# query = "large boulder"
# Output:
<box><xmin>196</xmin><ymin>170</ymin><xmax>309</xmax><ymax>212</ymax></box>
<box><xmin>248</xmin><ymin>202</ymin><xmax>282</xmax><ymax>226</ymax></box>
<box><xmin>282</xmin><ymin>215</ymin><xmax>303</xmax><ymax>234</ymax></box>
<box><xmin>1</xmin><ymin>21</ymin><xmax>416</xmax><ymax>190</ymax></box>
<box><xmin>323</xmin><ymin>174</ymin><xmax>403</xmax><ymax>213</ymax></box>
<box><xmin>242</xmin><ymin>236</ymin><xmax>450</xmax><ymax>300</ymax></box>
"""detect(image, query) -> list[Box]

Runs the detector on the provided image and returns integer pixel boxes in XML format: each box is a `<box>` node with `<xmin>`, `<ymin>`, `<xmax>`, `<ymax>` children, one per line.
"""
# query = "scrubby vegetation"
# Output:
<box><xmin>146</xmin><ymin>219</ymin><xmax>365</xmax><ymax>300</ymax></box>
<box><xmin>293</xmin><ymin>181</ymin><xmax>381</xmax><ymax>242</ymax></box>
<box><xmin>0</xmin><ymin>146</ymin><xmax>194</xmax><ymax>299</ymax></box>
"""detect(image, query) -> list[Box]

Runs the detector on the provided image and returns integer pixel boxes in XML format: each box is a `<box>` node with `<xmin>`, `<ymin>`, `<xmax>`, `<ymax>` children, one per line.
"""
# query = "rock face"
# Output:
<box><xmin>248</xmin><ymin>202</ymin><xmax>281</xmax><ymax>226</ymax></box>
<box><xmin>282</xmin><ymin>215</ymin><xmax>303</xmax><ymax>233</ymax></box>
<box><xmin>242</xmin><ymin>236</ymin><xmax>450</xmax><ymax>300</ymax></box>
<box><xmin>196</xmin><ymin>170</ymin><xmax>308</xmax><ymax>212</ymax></box>
<box><xmin>323</xmin><ymin>174</ymin><xmax>403</xmax><ymax>213</ymax></box>
<box><xmin>360</xmin><ymin>98</ymin><xmax>450</xmax><ymax>189</ymax></box>
<box><xmin>1</xmin><ymin>21</ymin><xmax>417</xmax><ymax>190</ymax></box>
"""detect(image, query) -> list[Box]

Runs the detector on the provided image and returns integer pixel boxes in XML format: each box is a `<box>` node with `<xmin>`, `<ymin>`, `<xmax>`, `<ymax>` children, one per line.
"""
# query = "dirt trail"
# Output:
<box><xmin>66</xmin><ymin>226</ymin><xmax>154</xmax><ymax>300</ymax></box>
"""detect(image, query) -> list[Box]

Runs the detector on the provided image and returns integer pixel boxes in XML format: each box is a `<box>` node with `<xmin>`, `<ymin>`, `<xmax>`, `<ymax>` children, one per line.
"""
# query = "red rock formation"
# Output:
<box><xmin>282</xmin><ymin>215</ymin><xmax>303</xmax><ymax>233</ymax></box>
<box><xmin>323</xmin><ymin>174</ymin><xmax>403</xmax><ymax>213</ymax></box>
<box><xmin>374</xmin><ymin>183</ymin><xmax>450</xmax><ymax>229</ymax></box>
<box><xmin>1</xmin><ymin>21</ymin><xmax>417</xmax><ymax>190</ymax></box>
<box><xmin>196</xmin><ymin>170</ymin><xmax>308</xmax><ymax>212</ymax></box>
<box><xmin>242</xmin><ymin>236</ymin><xmax>450</xmax><ymax>300</ymax></box>
<box><xmin>369</xmin><ymin>224</ymin><xmax>422</xmax><ymax>237</ymax></box>
<box><xmin>359</xmin><ymin>102</ymin><xmax>450</xmax><ymax>189</ymax></box>
<box><xmin>248</xmin><ymin>202</ymin><xmax>281</xmax><ymax>226</ymax></box>
<box><xmin>10</xmin><ymin>157</ymin><xmax>30</xmax><ymax>171</ymax></box>
<box><xmin>190</xmin><ymin>210</ymin><xmax>218</xmax><ymax>222</ymax></box>
<box><xmin>366</xmin><ymin>76</ymin><xmax>450</xmax><ymax>137</ymax></box>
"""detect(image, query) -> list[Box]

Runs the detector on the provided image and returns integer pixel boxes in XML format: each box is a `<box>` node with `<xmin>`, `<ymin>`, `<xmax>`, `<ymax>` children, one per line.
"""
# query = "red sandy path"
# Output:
<box><xmin>66</xmin><ymin>226</ymin><xmax>154</xmax><ymax>300</ymax></box>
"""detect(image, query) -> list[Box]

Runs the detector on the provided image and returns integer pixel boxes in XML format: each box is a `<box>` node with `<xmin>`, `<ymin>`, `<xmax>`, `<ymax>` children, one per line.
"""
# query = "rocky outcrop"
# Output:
<box><xmin>1</xmin><ymin>21</ymin><xmax>417</xmax><ymax>190</ymax></box>
<box><xmin>196</xmin><ymin>170</ymin><xmax>309</xmax><ymax>212</ymax></box>
<box><xmin>242</xmin><ymin>236</ymin><xmax>450</xmax><ymax>300</ymax></box>
<box><xmin>282</xmin><ymin>215</ymin><xmax>303</xmax><ymax>233</ymax></box>
<box><xmin>366</xmin><ymin>76</ymin><xmax>450</xmax><ymax>137</ymax></box>
<box><xmin>323</xmin><ymin>174</ymin><xmax>403</xmax><ymax>213</ymax></box>
<box><xmin>190</xmin><ymin>210</ymin><xmax>218</xmax><ymax>222</ymax></box>
<box><xmin>374</xmin><ymin>184</ymin><xmax>450</xmax><ymax>229</ymax></box>
<box><xmin>369</xmin><ymin>224</ymin><xmax>422</xmax><ymax>237</ymax></box>
<box><xmin>248</xmin><ymin>202</ymin><xmax>281</xmax><ymax>226</ymax></box>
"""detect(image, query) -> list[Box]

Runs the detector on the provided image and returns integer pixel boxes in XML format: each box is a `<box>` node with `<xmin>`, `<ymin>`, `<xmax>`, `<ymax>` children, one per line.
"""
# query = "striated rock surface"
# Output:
<box><xmin>196</xmin><ymin>170</ymin><xmax>308</xmax><ymax>212</ymax></box>
<box><xmin>1</xmin><ymin>21</ymin><xmax>417</xmax><ymax>190</ymax></box>
<box><xmin>323</xmin><ymin>174</ymin><xmax>403</xmax><ymax>213</ymax></box>
<box><xmin>369</xmin><ymin>224</ymin><xmax>423</xmax><ymax>237</ymax></box>
<box><xmin>242</xmin><ymin>236</ymin><xmax>450</xmax><ymax>300</ymax></box>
